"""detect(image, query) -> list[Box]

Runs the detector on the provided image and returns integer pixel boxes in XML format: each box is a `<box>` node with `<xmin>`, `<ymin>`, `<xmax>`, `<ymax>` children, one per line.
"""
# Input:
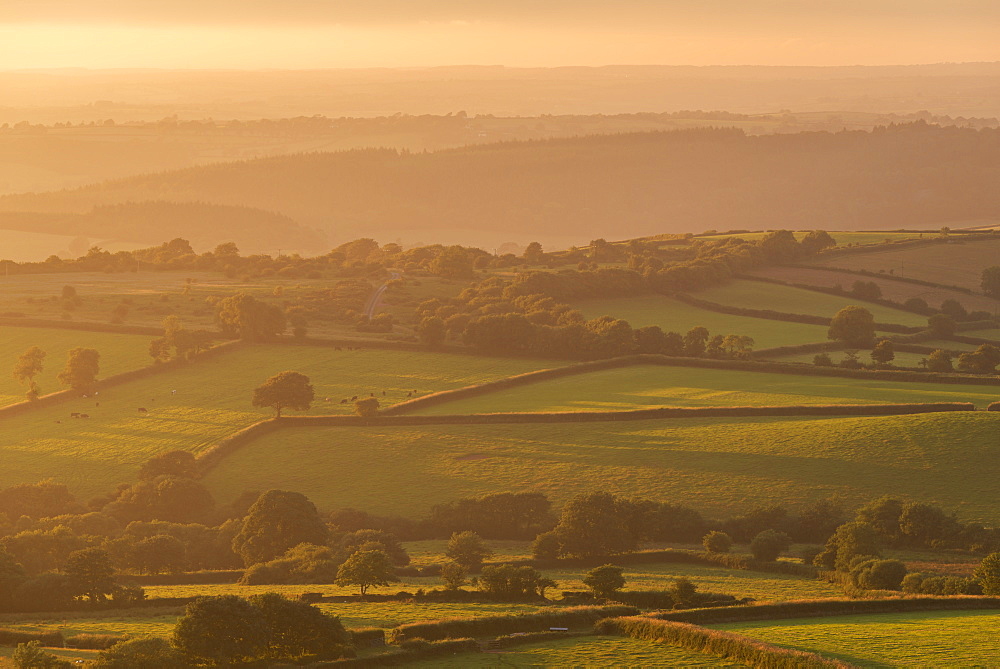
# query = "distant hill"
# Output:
<box><xmin>0</xmin><ymin>123</ymin><xmax>997</xmax><ymax>250</ymax></box>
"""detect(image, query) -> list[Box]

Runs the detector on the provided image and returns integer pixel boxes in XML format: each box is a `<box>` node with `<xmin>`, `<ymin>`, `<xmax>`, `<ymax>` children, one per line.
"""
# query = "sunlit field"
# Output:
<box><xmin>0</xmin><ymin>326</ymin><xmax>153</xmax><ymax>406</ymax></box>
<box><xmin>696</xmin><ymin>279</ymin><xmax>928</xmax><ymax>326</ymax></box>
<box><xmin>573</xmin><ymin>295</ymin><xmax>832</xmax><ymax>349</ymax></box>
<box><xmin>0</xmin><ymin>345</ymin><xmax>558</xmax><ymax>498</ymax></box>
<box><xmin>409</xmin><ymin>364</ymin><xmax>1000</xmax><ymax>414</ymax></box>
<box><xmin>202</xmin><ymin>412</ymin><xmax>1000</xmax><ymax>522</ymax></box>
<box><xmin>715</xmin><ymin>610</ymin><xmax>1000</xmax><ymax>667</ymax></box>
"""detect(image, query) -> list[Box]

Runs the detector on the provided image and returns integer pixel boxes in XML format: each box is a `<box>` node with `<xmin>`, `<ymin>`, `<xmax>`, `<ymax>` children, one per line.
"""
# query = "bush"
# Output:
<box><xmin>702</xmin><ymin>531</ymin><xmax>732</xmax><ymax>554</ymax></box>
<box><xmin>64</xmin><ymin>634</ymin><xmax>128</xmax><ymax>650</ymax></box>
<box><xmin>988</xmin><ymin>402</ymin><xmax>1000</xmax><ymax>412</ymax></box>
<box><xmin>583</xmin><ymin>564</ymin><xmax>625</xmax><ymax>599</ymax></box>
<box><xmin>92</xmin><ymin>637</ymin><xmax>186</xmax><ymax>668</ymax></box>
<box><xmin>750</xmin><ymin>530</ymin><xmax>792</xmax><ymax>562</ymax></box>
<box><xmin>850</xmin><ymin>558</ymin><xmax>907</xmax><ymax>590</ymax></box>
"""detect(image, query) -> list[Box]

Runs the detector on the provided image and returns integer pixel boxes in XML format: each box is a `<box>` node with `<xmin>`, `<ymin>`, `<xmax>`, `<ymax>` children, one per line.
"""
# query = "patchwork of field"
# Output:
<box><xmin>202</xmin><ymin>412</ymin><xmax>1000</xmax><ymax>522</ymax></box>
<box><xmin>963</xmin><ymin>328</ymin><xmax>1000</xmax><ymax>341</ymax></box>
<box><xmin>748</xmin><ymin>265</ymin><xmax>1000</xmax><ymax>315</ymax></box>
<box><xmin>406</xmin><ymin>635</ymin><xmax>742</xmax><ymax>668</ymax></box>
<box><xmin>695</xmin><ymin>231</ymin><xmax>925</xmax><ymax>245</ymax></box>
<box><xmin>695</xmin><ymin>279</ymin><xmax>928</xmax><ymax>326</ymax></box>
<box><xmin>410</xmin><ymin>365</ymin><xmax>1000</xmax><ymax>415</ymax></box>
<box><xmin>0</xmin><ymin>345</ymin><xmax>558</xmax><ymax>498</ymax></box>
<box><xmin>574</xmin><ymin>295</ymin><xmax>831</xmax><ymax>348</ymax></box>
<box><xmin>0</xmin><ymin>326</ymin><xmax>153</xmax><ymax>406</ymax></box>
<box><xmin>715</xmin><ymin>610</ymin><xmax>1000</xmax><ymax>667</ymax></box>
<box><xmin>811</xmin><ymin>238</ymin><xmax>1000</xmax><ymax>292</ymax></box>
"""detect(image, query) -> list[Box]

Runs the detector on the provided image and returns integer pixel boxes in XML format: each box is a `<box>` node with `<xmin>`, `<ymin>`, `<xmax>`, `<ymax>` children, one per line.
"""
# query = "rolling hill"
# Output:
<box><xmin>1</xmin><ymin>123</ymin><xmax>998</xmax><ymax>250</ymax></box>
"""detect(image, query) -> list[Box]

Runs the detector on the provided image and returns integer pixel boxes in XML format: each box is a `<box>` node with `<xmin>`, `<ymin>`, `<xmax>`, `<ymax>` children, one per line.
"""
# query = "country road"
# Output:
<box><xmin>364</xmin><ymin>271</ymin><xmax>400</xmax><ymax>319</ymax></box>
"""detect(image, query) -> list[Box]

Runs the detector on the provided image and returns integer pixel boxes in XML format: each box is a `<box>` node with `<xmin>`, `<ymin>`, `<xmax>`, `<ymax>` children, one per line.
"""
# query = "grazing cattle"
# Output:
<box><xmin>351</xmin><ymin>395</ymin><xmax>358</xmax><ymax>401</ymax></box>
<box><xmin>370</xmin><ymin>392</ymin><xmax>375</xmax><ymax>397</ymax></box>
<box><xmin>138</xmin><ymin>407</ymin><xmax>148</xmax><ymax>414</ymax></box>
<box><xmin>70</xmin><ymin>412</ymin><xmax>80</xmax><ymax>418</ymax></box>
<box><xmin>79</xmin><ymin>414</ymin><xmax>90</xmax><ymax>419</ymax></box>
<box><xmin>340</xmin><ymin>399</ymin><xmax>348</xmax><ymax>404</ymax></box>
<box><xmin>96</xmin><ymin>402</ymin><xmax>100</xmax><ymax>407</ymax></box>
<box><xmin>382</xmin><ymin>391</ymin><xmax>386</xmax><ymax>396</ymax></box>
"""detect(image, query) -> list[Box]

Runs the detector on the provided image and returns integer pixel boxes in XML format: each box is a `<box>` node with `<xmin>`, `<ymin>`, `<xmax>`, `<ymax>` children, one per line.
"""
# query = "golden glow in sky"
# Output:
<box><xmin>1</xmin><ymin>1</ymin><xmax>997</xmax><ymax>69</ymax></box>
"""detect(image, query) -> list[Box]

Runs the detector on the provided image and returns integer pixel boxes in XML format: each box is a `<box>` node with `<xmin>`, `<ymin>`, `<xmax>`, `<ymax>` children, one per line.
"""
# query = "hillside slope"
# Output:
<box><xmin>1</xmin><ymin>123</ymin><xmax>997</xmax><ymax>248</ymax></box>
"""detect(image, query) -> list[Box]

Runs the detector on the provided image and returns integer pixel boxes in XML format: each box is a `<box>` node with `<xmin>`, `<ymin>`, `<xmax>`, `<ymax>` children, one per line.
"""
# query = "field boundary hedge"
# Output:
<box><xmin>0</xmin><ymin>339</ymin><xmax>245</xmax><ymax>420</ymax></box>
<box><xmin>387</xmin><ymin>605</ymin><xmax>639</xmax><ymax>643</ymax></box>
<box><xmin>734</xmin><ymin>274</ymin><xmax>937</xmax><ymax>317</ymax></box>
<box><xmin>644</xmin><ymin>596</ymin><xmax>1000</xmax><ymax>625</ymax></box>
<box><xmin>674</xmin><ymin>292</ymin><xmax>922</xmax><ymax>334</ymax></box>
<box><xmin>596</xmin><ymin>616</ymin><xmax>851</xmax><ymax>668</ymax></box>
<box><xmin>781</xmin><ymin>262</ymin><xmax>976</xmax><ymax>295</ymax></box>
<box><xmin>0</xmin><ymin>316</ymin><xmax>164</xmax><ymax>336</ymax></box>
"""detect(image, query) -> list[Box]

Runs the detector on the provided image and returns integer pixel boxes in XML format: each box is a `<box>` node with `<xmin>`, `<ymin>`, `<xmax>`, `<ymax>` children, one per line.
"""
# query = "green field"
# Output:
<box><xmin>695</xmin><ymin>231</ymin><xmax>926</xmax><ymax>245</ymax></box>
<box><xmin>962</xmin><ymin>328</ymin><xmax>1000</xmax><ymax>341</ymax></box>
<box><xmin>202</xmin><ymin>411</ymin><xmax>1000</xmax><ymax>522</ymax></box>
<box><xmin>574</xmin><ymin>295</ymin><xmax>832</xmax><ymax>349</ymax></box>
<box><xmin>696</xmin><ymin>279</ymin><xmax>928</xmax><ymax>326</ymax></box>
<box><xmin>0</xmin><ymin>345</ymin><xmax>558</xmax><ymax>499</ymax></box>
<box><xmin>716</xmin><ymin>610</ymin><xmax>1000</xmax><ymax>667</ymax></box>
<box><xmin>0</xmin><ymin>326</ymin><xmax>153</xmax><ymax>407</ymax></box>
<box><xmin>407</xmin><ymin>635</ymin><xmax>741</xmax><ymax>668</ymax></box>
<box><xmin>409</xmin><ymin>365</ymin><xmax>1000</xmax><ymax>415</ymax></box>
<box><xmin>812</xmin><ymin>238</ymin><xmax>1000</xmax><ymax>292</ymax></box>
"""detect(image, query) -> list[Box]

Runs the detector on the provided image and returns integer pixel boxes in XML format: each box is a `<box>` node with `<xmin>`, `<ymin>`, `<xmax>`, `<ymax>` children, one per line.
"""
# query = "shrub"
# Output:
<box><xmin>988</xmin><ymin>402</ymin><xmax>1000</xmax><ymax>412</ymax></box>
<box><xmin>850</xmin><ymin>558</ymin><xmax>907</xmax><ymax>590</ymax></box>
<box><xmin>702</xmin><ymin>531</ymin><xmax>732</xmax><ymax>554</ymax></box>
<box><xmin>750</xmin><ymin>530</ymin><xmax>792</xmax><ymax>562</ymax></box>
<box><xmin>532</xmin><ymin>531</ymin><xmax>561</xmax><ymax>559</ymax></box>
<box><xmin>813</xmin><ymin>353</ymin><xmax>833</xmax><ymax>367</ymax></box>
<box><xmin>583</xmin><ymin>564</ymin><xmax>625</xmax><ymax>599</ymax></box>
<box><xmin>64</xmin><ymin>634</ymin><xmax>128</xmax><ymax>650</ymax></box>
<box><xmin>974</xmin><ymin>552</ymin><xmax>1000</xmax><ymax>595</ymax></box>
<box><xmin>92</xmin><ymin>637</ymin><xmax>185</xmax><ymax>668</ymax></box>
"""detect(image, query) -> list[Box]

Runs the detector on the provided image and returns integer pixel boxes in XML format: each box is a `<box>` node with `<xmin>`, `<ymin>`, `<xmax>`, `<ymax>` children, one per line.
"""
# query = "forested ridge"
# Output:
<box><xmin>0</xmin><ymin>122</ymin><xmax>997</xmax><ymax>246</ymax></box>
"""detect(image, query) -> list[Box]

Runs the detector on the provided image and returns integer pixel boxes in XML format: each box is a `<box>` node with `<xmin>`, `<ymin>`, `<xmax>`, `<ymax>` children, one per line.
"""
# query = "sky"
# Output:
<box><xmin>1</xmin><ymin>1</ymin><xmax>997</xmax><ymax>70</ymax></box>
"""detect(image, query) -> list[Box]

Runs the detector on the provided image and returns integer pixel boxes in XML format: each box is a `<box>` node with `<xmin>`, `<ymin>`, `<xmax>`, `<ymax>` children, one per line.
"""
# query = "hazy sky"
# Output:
<box><xmin>1</xmin><ymin>1</ymin><xmax>997</xmax><ymax>69</ymax></box>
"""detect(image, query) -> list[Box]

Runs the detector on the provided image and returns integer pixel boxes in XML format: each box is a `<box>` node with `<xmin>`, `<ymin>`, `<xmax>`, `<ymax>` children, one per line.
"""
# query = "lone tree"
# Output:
<box><xmin>445</xmin><ymin>531</ymin><xmax>494</xmax><ymax>571</ymax></box>
<box><xmin>12</xmin><ymin>346</ymin><xmax>45</xmax><ymax>400</ymax></box>
<box><xmin>355</xmin><ymin>397</ymin><xmax>380</xmax><ymax>417</ymax></box>
<box><xmin>975</xmin><ymin>552</ymin><xmax>1000</xmax><ymax>596</ymax></box>
<box><xmin>57</xmin><ymin>347</ymin><xmax>100</xmax><ymax>393</ymax></box>
<box><xmin>172</xmin><ymin>595</ymin><xmax>268</xmax><ymax>666</ymax></box>
<box><xmin>335</xmin><ymin>548</ymin><xmax>399</xmax><ymax>596</ymax></box>
<box><xmin>828</xmin><ymin>306</ymin><xmax>876</xmax><ymax>347</ymax></box>
<box><xmin>232</xmin><ymin>490</ymin><xmax>328</xmax><ymax>566</ymax></box>
<box><xmin>870</xmin><ymin>339</ymin><xmax>895</xmax><ymax>367</ymax></box>
<box><xmin>215</xmin><ymin>293</ymin><xmax>286</xmax><ymax>341</ymax></box>
<box><xmin>252</xmin><ymin>371</ymin><xmax>314</xmax><ymax>418</ymax></box>
<box><xmin>583</xmin><ymin>564</ymin><xmax>626</xmax><ymax>600</ymax></box>
<box><xmin>749</xmin><ymin>529</ymin><xmax>792</xmax><ymax>562</ymax></box>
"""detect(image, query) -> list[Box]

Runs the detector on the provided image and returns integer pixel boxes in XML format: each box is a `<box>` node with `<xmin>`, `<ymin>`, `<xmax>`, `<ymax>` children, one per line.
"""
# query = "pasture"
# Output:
<box><xmin>201</xmin><ymin>411</ymin><xmax>1000</xmax><ymax>523</ymax></box>
<box><xmin>715</xmin><ymin>610</ymin><xmax>1000</xmax><ymax>667</ymax></box>
<box><xmin>0</xmin><ymin>345</ymin><xmax>558</xmax><ymax>499</ymax></box>
<box><xmin>747</xmin><ymin>265</ymin><xmax>1000</xmax><ymax>315</ymax></box>
<box><xmin>695</xmin><ymin>279</ymin><xmax>928</xmax><ymax>327</ymax></box>
<box><xmin>409</xmin><ymin>364</ymin><xmax>1000</xmax><ymax>414</ymax></box>
<box><xmin>695</xmin><ymin>231</ymin><xmax>925</xmax><ymax>245</ymax></box>
<box><xmin>0</xmin><ymin>326</ymin><xmax>152</xmax><ymax>406</ymax></box>
<box><xmin>761</xmin><ymin>349</ymin><xmax>975</xmax><ymax>368</ymax></box>
<box><xmin>406</xmin><ymin>635</ymin><xmax>742</xmax><ymax>667</ymax></box>
<box><xmin>573</xmin><ymin>295</ymin><xmax>831</xmax><ymax>349</ymax></box>
<box><xmin>811</xmin><ymin>238</ymin><xmax>1000</xmax><ymax>292</ymax></box>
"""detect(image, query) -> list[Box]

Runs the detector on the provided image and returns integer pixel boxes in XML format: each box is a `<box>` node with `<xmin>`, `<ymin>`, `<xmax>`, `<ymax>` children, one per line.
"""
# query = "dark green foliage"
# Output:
<box><xmin>429</xmin><ymin>492</ymin><xmax>552</xmax><ymax>540</ymax></box>
<box><xmin>354</xmin><ymin>397</ymin><xmax>380</xmax><ymax>417</ymax></box>
<box><xmin>813</xmin><ymin>352</ymin><xmax>833</xmax><ymax>367</ymax></box>
<box><xmin>56</xmin><ymin>347</ymin><xmax>100</xmax><ymax>392</ymax></box>
<box><xmin>214</xmin><ymin>293</ymin><xmax>286</xmax><ymax>341</ymax></box>
<box><xmin>12</xmin><ymin>640</ymin><xmax>71</xmax><ymax>669</ymax></box>
<box><xmin>982</xmin><ymin>266</ymin><xmax>1000</xmax><ymax>298</ymax></box>
<box><xmin>974</xmin><ymin>552</ymin><xmax>1000</xmax><ymax>596</ymax></box>
<box><xmin>957</xmin><ymin>344</ymin><xmax>1000</xmax><ymax>374</ymax></box>
<box><xmin>92</xmin><ymin>637</ymin><xmax>186</xmax><ymax>669</ymax></box>
<box><xmin>137</xmin><ymin>451</ymin><xmax>198</xmax><ymax>481</ymax></box>
<box><xmin>927</xmin><ymin>313</ymin><xmax>957</xmax><ymax>336</ymax></box>
<box><xmin>870</xmin><ymin>338</ymin><xmax>895</xmax><ymax>367</ymax></box>
<box><xmin>388</xmin><ymin>605</ymin><xmax>638</xmax><ymax>643</ymax></box>
<box><xmin>251</xmin><ymin>370</ymin><xmax>314</xmax><ymax>418</ymax></box>
<box><xmin>246</xmin><ymin>592</ymin><xmax>350</xmax><ymax>663</ymax></box>
<box><xmin>902</xmin><ymin>573</ymin><xmax>982</xmax><ymax>596</ymax></box>
<box><xmin>64</xmin><ymin>548</ymin><xmax>115</xmax><ymax>603</ymax></box>
<box><xmin>667</xmin><ymin>578</ymin><xmax>699</xmax><ymax>608</ymax></box>
<box><xmin>0</xmin><ymin>481</ymin><xmax>80</xmax><ymax>522</ymax></box>
<box><xmin>925</xmin><ymin>349</ymin><xmax>954</xmax><ymax>372</ymax></box>
<box><xmin>583</xmin><ymin>564</ymin><xmax>625</xmax><ymax>599</ymax></box>
<box><xmin>239</xmin><ymin>543</ymin><xmax>340</xmax><ymax>586</ymax></box>
<box><xmin>103</xmin><ymin>476</ymin><xmax>215</xmax><ymax>524</ymax></box>
<box><xmin>851</xmin><ymin>280</ymin><xmax>882</xmax><ymax>301</ymax></box>
<box><xmin>478</xmin><ymin>563</ymin><xmax>554</xmax><ymax>600</ymax></box>
<box><xmin>445</xmin><ymin>531</ymin><xmax>493</xmax><ymax>571</ymax></box>
<box><xmin>814</xmin><ymin>521</ymin><xmax>880</xmax><ymax>572</ymax></box>
<box><xmin>531</xmin><ymin>531</ymin><xmax>561</xmax><ymax>560</ymax></box>
<box><xmin>417</xmin><ymin>316</ymin><xmax>446</xmax><ymax>347</ymax></box>
<box><xmin>231</xmin><ymin>490</ymin><xmax>328</xmax><ymax>566</ymax></box>
<box><xmin>550</xmin><ymin>492</ymin><xmax>639</xmax><ymax>558</ymax></box>
<box><xmin>335</xmin><ymin>548</ymin><xmax>399</xmax><ymax>596</ymax></box>
<box><xmin>828</xmin><ymin>306</ymin><xmax>876</xmax><ymax>347</ymax></box>
<box><xmin>440</xmin><ymin>561</ymin><xmax>466</xmax><ymax>590</ymax></box>
<box><xmin>750</xmin><ymin>530</ymin><xmax>792</xmax><ymax>562</ymax></box>
<box><xmin>172</xmin><ymin>595</ymin><xmax>269</xmax><ymax>666</ymax></box>
<box><xmin>850</xmin><ymin>558</ymin><xmax>907</xmax><ymax>590</ymax></box>
<box><xmin>940</xmin><ymin>298</ymin><xmax>968</xmax><ymax>321</ymax></box>
<box><xmin>12</xmin><ymin>346</ymin><xmax>45</xmax><ymax>400</ymax></box>
<box><xmin>702</xmin><ymin>531</ymin><xmax>732</xmax><ymax>554</ymax></box>
<box><xmin>131</xmin><ymin>535</ymin><xmax>187</xmax><ymax>575</ymax></box>
<box><xmin>337</xmin><ymin>529</ymin><xmax>410</xmax><ymax>566</ymax></box>
<box><xmin>723</xmin><ymin>504</ymin><xmax>790</xmax><ymax>543</ymax></box>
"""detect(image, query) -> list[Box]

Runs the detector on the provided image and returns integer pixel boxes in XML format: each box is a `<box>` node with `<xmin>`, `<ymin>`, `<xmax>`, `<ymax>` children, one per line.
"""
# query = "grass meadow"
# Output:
<box><xmin>409</xmin><ymin>364</ymin><xmax>1000</xmax><ymax>414</ymax></box>
<box><xmin>812</xmin><ymin>238</ymin><xmax>1000</xmax><ymax>292</ymax></box>
<box><xmin>573</xmin><ymin>295</ymin><xmax>831</xmax><ymax>349</ymax></box>
<box><xmin>715</xmin><ymin>610</ymin><xmax>1000</xmax><ymax>667</ymax></box>
<box><xmin>0</xmin><ymin>326</ymin><xmax>153</xmax><ymax>407</ymax></box>
<box><xmin>0</xmin><ymin>345</ymin><xmax>557</xmax><ymax>499</ymax></box>
<box><xmin>202</xmin><ymin>411</ymin><xmax>1000</xmax><ymax>523</ymax></box>
<box><xmin>695</xmin><ymin>279</ymin><xmax>928</xmax><ymax>326</ymax></box>
<box><xmin>406</xmin><ymin>635</ymin><xmax>743</xmax><ymax>667</ymax></box>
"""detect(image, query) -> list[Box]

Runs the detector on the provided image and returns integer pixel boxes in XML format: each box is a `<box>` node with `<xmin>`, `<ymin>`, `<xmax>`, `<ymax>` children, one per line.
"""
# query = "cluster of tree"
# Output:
<box><xmin>10</xmin><ymin>345</ymin><xmax>99</xmax><ymax>400</ymax></box>
<box><xmin>148</xmin><ymin>316</ymin><xmax>210</xmax><ymax>363</ymax></box>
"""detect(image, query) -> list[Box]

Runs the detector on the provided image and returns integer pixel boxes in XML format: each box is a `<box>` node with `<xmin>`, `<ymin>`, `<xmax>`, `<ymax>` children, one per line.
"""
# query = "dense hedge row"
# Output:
<box><xmin>387</xmin><ymin>605</ymin><xmax>638</xmax><ymax>643</ymax></box>
<box><xmin>490</xmin><ymin>630</ymin><xmax>586</xmax><ymax>649</ymax></box>
<box><xmin>781</xmin><ymin>262</ymin><xmax>975</xmax><ymax>295</ymax></box>
<box><xmin>64</xmin><ymin>633</ymin><xmax>129</xmax><ymax>650</ymax></box>
<box><xmin>0</xmin><ymin>628</ymin><xmax>63</xmax><ymax>647</ymax></box>
<box><xmin>0</xmin><ymin>315</ymin><xmax>164</xmax><ymax>336</ymax></box>
<box><xmin>736</xmin><ymin>274</ymin><xmax>937</xmax><ymax>317</ymax></box>
<box><xmin>645</xmin><ymin>596</ymin><xmax>1000</xmax><ymax>626</ymax></box>
<box><xmin>675</xmin><ymin>292</ymin><xmax>921</xmax><ymax>334</ymax></box>
<box><xmin>318</xmin><ymin>637</ymin><xmax>477</xmax><ymax>667</ymax></box>
<box><xmin>595</xmin><ymin>616</ymin><xmax>849</xmax><ymax>668</ymax></box>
